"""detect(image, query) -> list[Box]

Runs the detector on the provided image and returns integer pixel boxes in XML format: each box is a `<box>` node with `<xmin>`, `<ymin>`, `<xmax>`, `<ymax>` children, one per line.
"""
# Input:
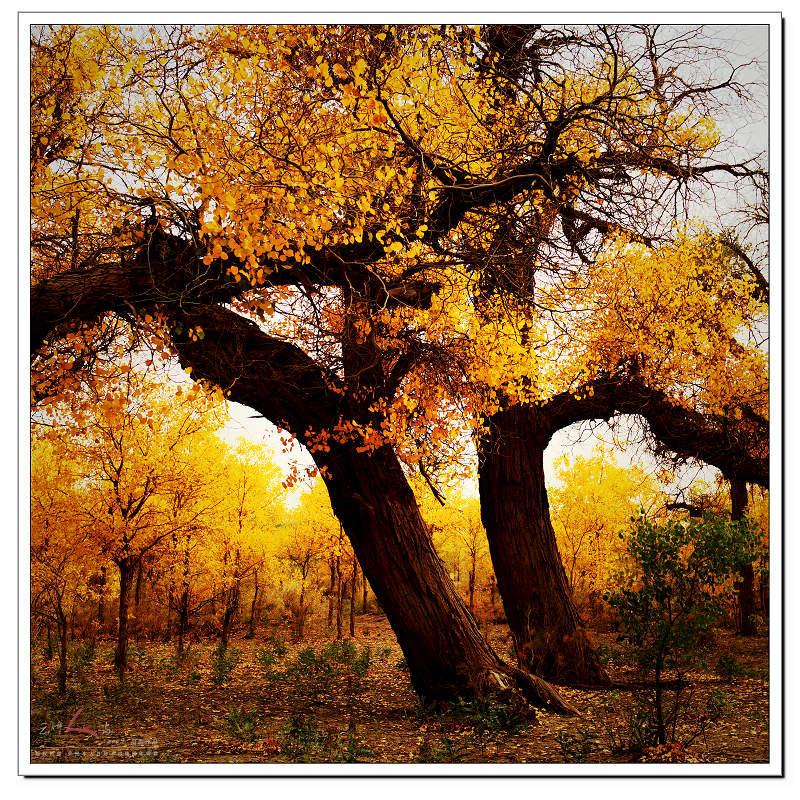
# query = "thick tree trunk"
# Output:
<box><xmin>114</xmin><ymin>558</ymin><xmax>134</xmax><ymax>676</ymax></box>
<box><xmin>169</xmin><ymin>304</ymin><xmax>574</xmax><ymax>711</ymax></box>
<box><xmin>317</xmin><ymin>441</ymin><xmax>575</xmax><ymax>711</ymax></box>
<box><xmin>221</xmin><ymin>584</ymin><xmax>239</xmax><ymax>649</ymax></box>
<box><xmin>362</xmin><ymin>573</ymin><xmax>368</xmax><ymax>613</ymax></box>
<box><xmin>44</xmin><ymin>622</ymin><xmax>53</xmax><ymax>661</ymax></box>
<box><xmin>134</xmin><ymin>559</ymin><xmax>143</xmax><ymax>609</ymax></box>
<box><xmin>468</xmin><ymin>551</ymin><xmax>477</xmax><ymax>615</ymax></box>
<box><xmin>731</xmin><ymin>479</ymin><xmax>758</xmax><ymax>636</ymax></box>
<box><xmin>478</xmin><ymin>405</ymin><xmax>610</xmax><ymax>686</ymax></box>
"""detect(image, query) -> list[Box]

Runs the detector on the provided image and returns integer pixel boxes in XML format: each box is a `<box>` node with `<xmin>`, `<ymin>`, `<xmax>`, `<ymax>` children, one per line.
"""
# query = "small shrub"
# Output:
<box><xmin>278</xmin><ymin>713</ymin><xmax>326</xmax><ymax>761</ymax></box>
<box><xmin>210</xmin><ymin>643</ymin><xmax>240</xmax><ymax>686</ymax></box>
<box><xmin>269</xmin><ymin>633</ymin><xmax>288</xmax><ymax>657</ymax></box>
<box><xmin>413</xmin><ymin>735</ymin><xmax>470</xmax><ymax>763</ymax></box>
<box><xmin>223</xmin><ymin>705</ymin><xmax>260</xmax><ymax>741</ymax></box>
<box><xmin>187</xmin><ymin>667</ymin><xmax>201</xmax><ymax>685</ymax></box>
<box><xmin>286</xmin><ymin>641</ymin><xmax>372</xmax><ymax>701</ymax></box>
<box><xmin>332</xmin><ymin>729</ymin><xmax>374</xmax><ymax>763</ymax></box>
<box><xmin>450</xmin><ymin>697</ymin><xmax>528</xmax><ymax>737</ymax></box>
<box><xmin>595</xmin><ymin>643</ymin><xmax>621</xmax><ymax>665</ymax></box>
<box><xmin>705</xmin><ymin>688</ymin><xmax>730</xmax><ymax>720</ymax></box>
<box><xmin>395</xmin><ymin>655</ymin><xmax>409</xmax><ymax>671</ymax></box>
<box><xmin>69</xmin><ymin>641</ymin><xmax>96</xmax><ymax>673</ymax></box>
<box><xmin>555</xmin><ymin>726</ymin><xmax>600</xmax><ymax>763</ymax></box>
<box><xmin>714</xmin><ymin>653</ymin><xmax>747</xmax><ymax>681</ymax></box>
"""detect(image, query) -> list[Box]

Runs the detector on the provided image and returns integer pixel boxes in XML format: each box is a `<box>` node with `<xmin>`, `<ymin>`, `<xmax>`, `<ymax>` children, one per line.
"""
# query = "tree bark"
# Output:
<box><xmin>134</xmin><ymin>558</ymin><xmax>143</xmax><ymax>609</ymax></box>
<box><xmin>247</xmin><ymin>571</ymin><xmax>260</xmax><ymax>639</ymax></box>
<box><xmin>350</xmin><ymin>555</ymin><xmax>357</xmax><ymax>638</ymax></box>
<box><xmin>478</xmin><ymin>405</ymin><xmax>610</xmax><ymax>686</ymax></box>
<box><xmin>177</xmin><ymin>586</ymin><xmax>189</xmax><ymax>657</ymax></box>
<box><xmin>731</xmin><ymin>479</ymin><xmax>758</xmax><ymax>636</ymax></box>
<box><xmin>327</xmin><ymin>558</ymin><xmax>336</xmax><ymax>629</ymax></box>
<box><xmin>97</xmin><ymin>565</ymin><xmax>106</xmax><ymax>627</ymax></box>
<box><xmin>335</xmin><ymin>554</ymin><xmax>344</xmax><ymax>641</ymax></box>
<box><xmin>114</xmin><ymin>558</ymin><xmax>134</xmax><ymax>676</ymax></box>
<box><xmin>56</xmin><ymin>601</ymin><xmax>68</xmax><ymax>696</ymax></box>
<box><xmin>317</xmin><ymin>440</ymin><xmax>573</xmax><ymax>709</ymax></box>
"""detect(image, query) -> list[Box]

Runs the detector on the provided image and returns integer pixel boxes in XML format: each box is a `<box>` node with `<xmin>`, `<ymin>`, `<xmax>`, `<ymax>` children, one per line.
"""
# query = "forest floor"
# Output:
<box><xmin>29</xmin><ymin>612</ymin><xmax>770</xmax><ymax>768</ymax></box>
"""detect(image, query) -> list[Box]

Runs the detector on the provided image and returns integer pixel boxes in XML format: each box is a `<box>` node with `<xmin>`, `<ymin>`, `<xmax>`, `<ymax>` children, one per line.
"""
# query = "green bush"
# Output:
<box><xmin>332</xmin><ymin>729</ymin><xmax>374</xmax><ymax>763</ymax></box>
<box><xmin>68</xmin><ymin>641</ymin><xmax>96</xmax><ymax>673</ymax></box>
<box><xmin>706</xmin><ymin>688</ymin><xmax>730</xmax><ymax>720</ymax></box>
<box><xmin>606</xmin><ymin>511</ymin><xmax>761</xmax><ymax>748</ymax></box>
<box><xmin>450</xmin><ymin>697</ymin><xmax>528</xmax><ymax>737</ymax></box>
<box><xmin>255</xmin><ymin>645</ymin><xmax>285</xmax><ymax>683</ymax></box>
<box><xmin>265</xmin><ymin>631</ymin><xmax>288</xmax><ymax>657</ymax></box>
<box><xmin>714</xmin><ymin>653</ymin><xmax>747</xmax><ymax>681</ymax></box>
<box><xmin>413</xmin><ymin>735</ymin><xmax>470</xmax><ymax>763</ymax></box>
<box><xmin>555</xmin><ymin>726</ymin><xmax>600</xmax><ymax>763</ymax></box>
<box><xmin>223</xmin><ymin>705</ymin><xmax>260</xmax><ymax>741</ymax></box>
<box><xmin>278</xmin><ymin>713</ymin><xmax>327</xmax><ymax>761</ymax></box>
<box><xmin>285</xmin><ymin>641</ymin><xmax>372</xmax><ymax>701</ymax></box>
<box><xmin>210</xmin><ymin>643</ymin><xmax>240</xmax><ymax>686</ymax></box>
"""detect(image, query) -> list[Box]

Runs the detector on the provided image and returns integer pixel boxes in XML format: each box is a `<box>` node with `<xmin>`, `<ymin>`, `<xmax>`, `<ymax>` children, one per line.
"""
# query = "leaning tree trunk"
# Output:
<box><xmin>478</xmin><ymin>405</ymin><xmax>610</xmax><ymax>686</ymax></box>
<box><xmin>317</xmin><ymin>440</ymin><xmax>574</xmax><ymax>711</ymax></box>
<box><xmin>731</xmin><ymin>479</ymin><xmax>758</xmax><ymax>636</ymax></box>
<box><xmin>170</xmin><ymin>304</ymin><xmax>575</xmax><ymax>712</ymax></box>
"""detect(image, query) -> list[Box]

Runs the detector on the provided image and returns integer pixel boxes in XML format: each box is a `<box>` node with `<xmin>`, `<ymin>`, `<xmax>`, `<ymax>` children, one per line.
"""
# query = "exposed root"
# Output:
<box><xmin>467</xmin><ymin>663</ymin><xmax>579</xmax><ymax>716</ymax></box>
<box><xmin>511</xmin><ymin>667</ymin><xmax>580</xmax><ymax>715</ymax></box>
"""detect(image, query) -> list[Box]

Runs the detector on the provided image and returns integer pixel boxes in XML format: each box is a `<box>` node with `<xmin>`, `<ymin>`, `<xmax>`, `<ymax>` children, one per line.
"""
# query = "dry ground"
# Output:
<box><xmin>29</xmin><ymin>612</ymin><xmax>770</xmax><ymax>767</ymax></box>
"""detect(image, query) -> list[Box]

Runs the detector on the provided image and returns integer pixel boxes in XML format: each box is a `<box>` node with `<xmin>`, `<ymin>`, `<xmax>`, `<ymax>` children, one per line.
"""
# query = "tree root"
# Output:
<box><xmin>469</xmin><ymin>664</ymin><xmax>579</xmax><ymax>716</ymax></box>
<box><xmin>510</xmin><ymin>667</ymin><xmax>580</xmax><ymax>715</ymax></box>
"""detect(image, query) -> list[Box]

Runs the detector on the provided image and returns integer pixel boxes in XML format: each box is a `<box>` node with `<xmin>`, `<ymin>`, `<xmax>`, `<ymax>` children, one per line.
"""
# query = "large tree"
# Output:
<box><xmin>30</xmin><ymin>24</ymin><xmax>766</xmax><ymax>696</ymax></box>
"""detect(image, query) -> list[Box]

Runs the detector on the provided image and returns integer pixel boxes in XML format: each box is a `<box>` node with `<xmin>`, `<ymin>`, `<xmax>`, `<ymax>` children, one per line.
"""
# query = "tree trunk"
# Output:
<box><xmin>296</xmin><ymin>583</ymin><xmax>306</xmax><ymax>641</ymax></box>
<box><xmin>349</xmin><ymin>556</ymin><xmax>357</xmax><ymax>638</ymax></box>
<box><xmin>44</xmin><ymin>622</ymin><xmax>53</xmax><ymax>661</ymax></box>
<box><xmin>731</xmin><ymin>479</ymin><xmax>758</xmax><ymax>636</ymax></box>
<box><xmin>221</xmin><ymin>586</ymin><xmax>238</xmax><ymax>649</ymax></box>
<box><xmin>362</xmin><ymin>572</ymin><xmax>368</xmax><ymax>613</ymax></box>
<box><xmin>114</xmin><ymin>558</ymin><xmax>133</xmax><ymax>677</ymax></box>
<box><xmin>317</xmin><ymin>441</ymin><xmax>575</xmax><ymax>711</ymax></box>
<box><xmin>468</xmin><ymin>550</ymin><xmax>477</xmax><ymax>615</ymax></box>
<box><xmin>170</xmin><ymin>304</ymin><xmax>575</xmax><ymax>711</ymax></box>
<box><xmin>177</xmin><ymin>587</ymin><xmax>189</xmax><ymax>657</ymax></box>
<box><xmin>97</xmin><ymin>566</ymin><xmax>106</xmax><ymax>627</ymax></box>
<box><xmin>335</xmin><ymin>554</ymin><xmax>344</xmax><ymax>641</ymax></box>
<box><xmin>56</xmin><ymin>603</ymin><xmax>68</xmax><ymax>696</ymax></box>
<box><xmin>247</xmin><ymin>571</ymin><xmax>259</xmax><ymax>639</ymax></box>
<box><xmin>134</xmin><ymin>558</ymin><xmax>143</xmax><ymax>609</ymax></box>
<box><xmin>327</xmin><ymin>558</ymin><xmax>336</xmax><ymax>629</ymax></box>
<box><xmin>478</xmin><ymin>405</ymin><xmax>610</xmax><ymax>686</ymax></box>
